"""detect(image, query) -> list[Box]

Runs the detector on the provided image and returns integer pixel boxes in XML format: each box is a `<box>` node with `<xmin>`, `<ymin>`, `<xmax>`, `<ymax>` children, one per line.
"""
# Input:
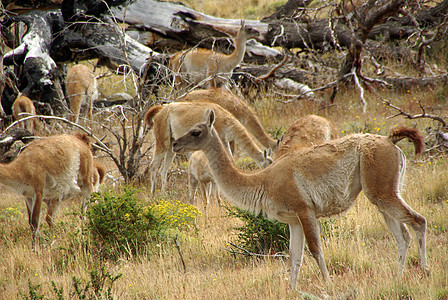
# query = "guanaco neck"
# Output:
<box><xmin>0</xmin><ymin>162</ymin><xmax>25</xmax><ymax>187</ymax></box>
<box><xmin>246</xmin><ymin>116</ymin><xmax>277</xmax><ymax>149</ymax></box>
<box><xmin>226</xmin><ymin>30</ymin><xmax>248</xmax><ymax>67</ymax></box>
<box><xmin>202</xmin><ymin>127</ymin><xmax>265</xmax><ymax>214</ymax></box>
<box><xmin>228</xmin><ymin>119</ymin><xmax>265</xmax><ymax>167</ymax></box>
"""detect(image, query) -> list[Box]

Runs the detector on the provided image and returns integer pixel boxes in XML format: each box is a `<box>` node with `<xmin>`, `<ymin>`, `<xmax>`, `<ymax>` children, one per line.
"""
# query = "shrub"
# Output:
<box><xmin>150</xmin><ymin>199</ymin><xmax>201</xmax><ymax>230</ymax></box>
<box><xmin>70</xmin><ymin>266</ymin><xmax>122</xmax><ymax>300</ymax></box>
<box><xmin>225</xmin><ymin>205</ymin><xmax>289</xmax><ymax>254</ymax></box>
<box><xmin>87</xmin><ymin>187</ymin><xmax>160</xmax><ymax>259</ymax></box>
<box><xmin>87</xmin><ymin>188</ymin><xmax>202</xmax><ymax>259</ymax></box>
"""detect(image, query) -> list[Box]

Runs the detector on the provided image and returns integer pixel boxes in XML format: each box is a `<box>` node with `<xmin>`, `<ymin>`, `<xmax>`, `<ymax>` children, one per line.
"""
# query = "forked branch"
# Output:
<box><xmin>383</xmin><ymin>99</ymin><xmax>447</xmax><ymax>128</ymax></box>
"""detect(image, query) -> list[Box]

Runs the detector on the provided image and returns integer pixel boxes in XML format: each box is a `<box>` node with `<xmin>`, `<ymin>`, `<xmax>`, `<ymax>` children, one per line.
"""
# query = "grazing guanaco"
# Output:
<box><xmin>179</xmin><ymin>88</ymin><xmax>278</xmax><ymax>150</ymax></box>
<box><xmin>144</xmin><ymin>102</ymin><xmax>272</xmax><ymax>194</ymax></box>
<box><xmin>172</xmin><ymin>109</ymin><xmax>429</xmax><ymax>290</ymax></box>
<box><xmin>0</xmin><ymin>133</ymin><xmax>95</xmax><ymax>245</ymax></box>
<box><xmin>12</xmin><ymin>94</ymin><xmax>39</xmax><ymax>134</ymax></box>
<box><xmin>275</xmin><ymin>114</ymin><xmax>338</xmax><ymax>159</ymax></box>
<box><xmin>66</xmin><ymin>64</ymin><xmax>98</xmax><ymax>123</ymax></box>
<box><xmin>169</xmin><ymin>21</ymin><xmax>259</xmax><ymax>90</ymax></box>
<box><xmin>188</xmin><ymin>151</ymin><xmax>220</xmax><ymax>213</ymax></box>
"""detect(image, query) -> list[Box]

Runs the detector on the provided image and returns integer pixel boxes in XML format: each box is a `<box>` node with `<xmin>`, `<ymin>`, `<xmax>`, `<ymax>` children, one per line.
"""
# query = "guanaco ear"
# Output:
<box><xmin>264</xmin><ymin>148</ymin><xmax>272</xmax><ymax>159</ymax></box>
<box><xmin>203</xmin><ymin>109</ymin><xmax>215</xmax><ymax>128</ymax></box>
<box><xmin>277</xmin><ymin>134</ymin><xmax>285</xmax><ymax>146</ymax></box>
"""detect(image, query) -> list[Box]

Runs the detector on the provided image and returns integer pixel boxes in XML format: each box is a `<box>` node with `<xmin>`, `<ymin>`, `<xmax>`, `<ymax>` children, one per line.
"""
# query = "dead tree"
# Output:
<box><xmin>2</xmin><ymin>0</ymin><xmax>448</xmax><ymax>112</ymax></box>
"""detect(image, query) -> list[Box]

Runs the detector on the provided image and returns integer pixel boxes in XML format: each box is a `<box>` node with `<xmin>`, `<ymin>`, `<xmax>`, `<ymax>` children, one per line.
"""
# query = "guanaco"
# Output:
<box><xmin>44</xmin><ymin>160</ymin><xmax>106</xmax><ymax>227</ymax></box>
<box><xmin>144</xmin><ymin>102</ymin><xmax>272</xmax><ymax>194</ymax></box>
<box><xmin>188</xmin><ymin>151</ymin><xmax>220</xmax><ymax>213</ymax></box>
<box><xmin>179</xmin><ymin>88</ymin><xmax>278</xmax><ymax>150</ymax></box>
<box><xmin>172</xmin><ymin>109</ymin><xmax>429</xmax><ymax>290</ymax></box>
<box><xmin>169</xmin><ymin>20</ymin><xmax>259</xmax><ymax>90</ymax></box>
<box><xmin>275</xmin><ymin>114</ymin><xmax>338</xmax><ymax>159</ymax></box>
<box><xmin>12</xmin><ymin>94</ymin><xmax>39</xmax><ymax>134</ymax></box>
<box><xmin>0</xmin><ymin>133</ymin><xmax>95</xmax><ymax>245</ymax></box>
<box><xmin>66</xmin><ymin>64</ymin><xmax>98</xmax><ymax>123</ymax></box>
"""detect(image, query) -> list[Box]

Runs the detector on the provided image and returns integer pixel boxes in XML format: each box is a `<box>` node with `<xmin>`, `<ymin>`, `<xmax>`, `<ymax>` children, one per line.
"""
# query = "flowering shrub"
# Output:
<box><xmin>151</xmin><ymin>200</ymin><xmax>201</xmax><ymax>230</ymax></box>
<box><xmin>87</xmin><ymin>187</ymin><xmax>160</xmax><ymax>259</ymax></box>
<box><xmin>0</xmin><ymin>205</ymin><xmax>24</xmax><ymax>220</ymax></box>
<box><xmin>87</xmin><ymin>188</ymin><xmax>201</xmax><ymax>259</ymax></box>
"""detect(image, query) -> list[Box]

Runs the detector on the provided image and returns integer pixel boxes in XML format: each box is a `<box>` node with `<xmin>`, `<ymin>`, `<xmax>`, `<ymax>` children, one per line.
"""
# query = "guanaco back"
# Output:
<box><xmin>12</xmin><ymin>94</ymin><xmax>39</xmax><ymax>134</ymax></box>
<box><xmin>66</xmin><ymin>64</ymin><xmax>98</xmax><ymax>123</ymax></box>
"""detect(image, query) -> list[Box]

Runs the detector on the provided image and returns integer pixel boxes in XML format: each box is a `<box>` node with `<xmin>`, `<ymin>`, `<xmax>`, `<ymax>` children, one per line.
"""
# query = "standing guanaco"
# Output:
<box><xmin>169</xmin><ymin>21</ymin><xmax>259</xmax><ymax>90</ymax></box>
<box><xmin>66</xmin><ymin>64</ymin><xmax>98</xmax><ymax>123</ymax></box>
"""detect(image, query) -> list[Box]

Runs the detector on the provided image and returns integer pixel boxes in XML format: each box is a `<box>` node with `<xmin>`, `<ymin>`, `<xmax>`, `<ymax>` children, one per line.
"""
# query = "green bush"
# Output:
<box><xmin>87</xmin><ymin>187</ymin><xmax>160</xmax><ymax>259</ymax></box>
<box><xmin>86</xmin><ymin>188</ymin><xmax>202</xmax><ymax>259</ymax></box>
<box><xmin>225</xmin><ymin>206</ymin><xmax>289</xmax><ymax>254</ymax></box>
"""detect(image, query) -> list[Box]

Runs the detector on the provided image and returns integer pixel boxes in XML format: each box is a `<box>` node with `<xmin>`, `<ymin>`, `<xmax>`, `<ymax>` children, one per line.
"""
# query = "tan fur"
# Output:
<box><xmin>12</xmin><ymin>94</ymin><xmax>39</xmax><ymax>134</ymax></box>
<box><xmin>144</xmin><ymin>102</ymin><xmax>272</xmax><ymax>193</ymax></box>
<box><xmin>0</xmin><ymin>134</ymin><xmax>94</xmax><ymax>245</ymax></box>
<box><xmin>188</xmin><ymin>151</ymin><xmax>220</xmax><ymax>214</ymax></box>
<box><xmin>66</xmin><ymin>64</ymin><xmax>98</xmax><ymax>123</ymax></box>
<box><xmin>275</xmin><ymin>115</ymin><xmax>338</xmax><ymax>159</ymax></box>
<box><xmin>45</xmin><ymin>160</ymin><xmax>106</xmax><ymax>227</ymax></box>
<box><xmin>179</xmin><ymin>88</ymin><xmax>278</xmax><ymax>150</ymax></box>
<box><xmin>169</xmin><ymin>21</ymin><xmax>258</xmax><ymax>90</ymax></box>
<box><xmin>93</xmin><ymin>161</ymin><xmax>106</xmax><ymax>191</ymax></box>
<box><xmin>172</xmin><ymin>110</ymin><xmax>429</xmax><ymax>290</ymax></box>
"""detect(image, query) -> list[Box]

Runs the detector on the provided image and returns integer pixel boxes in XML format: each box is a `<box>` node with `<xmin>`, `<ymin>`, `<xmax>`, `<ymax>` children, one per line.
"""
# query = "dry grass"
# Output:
<box><xmin>1</xmin><ymin>84</ymin><xmax>447</xmax><ymax>299</ymax></box>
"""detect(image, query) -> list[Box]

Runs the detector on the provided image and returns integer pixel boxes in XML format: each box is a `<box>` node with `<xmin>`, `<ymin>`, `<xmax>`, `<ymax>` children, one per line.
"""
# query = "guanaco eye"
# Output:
<box><xmin>191</xmin><ymin>130</ymin><xmax>201</xmax><ymax>137</ymax></box>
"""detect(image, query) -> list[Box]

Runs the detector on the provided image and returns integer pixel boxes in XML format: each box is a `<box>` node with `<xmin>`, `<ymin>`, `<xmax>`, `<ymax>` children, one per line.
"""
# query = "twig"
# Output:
<box><xmin>255</xmin><ymin>54</ymin><xmax>288</xmax><ymax>83</ymax></box>
<box><xmin>222</xmin><ymin>241</ymin><xmax>289</xmax><ymax>258</ymax></box>
<box><xmin>174</xmin><ymin>235</ymin><xmax>187</xmax><ymax>273</ymax></box>
<box><xmin>351</xmin><ymin>67</ymin><xmax>367</xmax><ymax>113</ymax></box>
<box><xmin>3</xmin><ymin>115</ymin><xmax>113</xmax><ymax>154</ymax></box>
<box><xmin>274</xmin><ymin>73</ymin><xmax>352</xmax><ymax>104</ymax></box>
<box><xmin>383</xmin><ymin>99</ymin><xmax>447</xmax><ymax>128</ymax></box>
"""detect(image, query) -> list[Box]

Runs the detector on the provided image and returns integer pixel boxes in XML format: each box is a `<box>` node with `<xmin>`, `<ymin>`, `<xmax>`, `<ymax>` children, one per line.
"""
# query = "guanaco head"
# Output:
<box><xmin>173</xmin><ymin>109</ymin><xmax>215</xmax><ymax>154</ymax></box>
<box><xmin>238</xmin><ymin>20</ymin><xmax>259</xmax><ymax>41</ymax></box>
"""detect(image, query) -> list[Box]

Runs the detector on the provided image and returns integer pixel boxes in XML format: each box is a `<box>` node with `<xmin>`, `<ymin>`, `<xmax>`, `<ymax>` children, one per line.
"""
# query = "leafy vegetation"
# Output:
<box><xmin>225</xmin><ymin>205</ymin><xmax>289</xmax><ymax>254</ymax></box>
<box><xmin>87</xmin><ymin>188</ymin><xmax>161</xmax><ymax>259</ymax></box>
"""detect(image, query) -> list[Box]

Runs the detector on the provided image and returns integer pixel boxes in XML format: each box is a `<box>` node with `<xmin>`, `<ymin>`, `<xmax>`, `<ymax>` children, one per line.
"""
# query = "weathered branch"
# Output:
<box><xmin>383</xmin><ymin>99</ymin><xmax>447</xmax><ymax>128</ymax></box>
<box><xmin>222</xmin><ymin>241</ymin><xmax>289</xmax><ymax>258</ymax></box>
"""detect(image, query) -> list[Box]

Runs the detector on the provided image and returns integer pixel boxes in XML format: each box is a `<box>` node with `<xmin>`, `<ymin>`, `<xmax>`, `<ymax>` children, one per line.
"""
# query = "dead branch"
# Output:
<box><xmin>254</xmin><ymin>53</ymin><xmax>289</xmax><ymax>83</ymax></box>
<box><xmin>174</xmin><ymin>235</ymin><xmax>187</xmax><ymax>273</ymax></box>
<box><xmin>222</xmin><ymin>241</ymin><xmax>289</xmax><ymax>258</ymax></box>
<box><xmin>3</xmin><ymin>115</ymin><xmax>113</xmax><ymax>154</ymax></box>
<box><xmin>383</xmin><ymin>99</ymin><xmax>447</xmax><ymax>128</ymax></box>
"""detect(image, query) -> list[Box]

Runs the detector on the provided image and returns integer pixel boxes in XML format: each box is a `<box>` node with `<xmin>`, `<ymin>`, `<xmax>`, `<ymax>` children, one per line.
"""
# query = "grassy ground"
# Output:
<box><xmin>0</xmin><ymin>84</ymin><xmax>447</xmax><ymax>299</ymax></box>
<box><xmin>1</xmin><ymin>1</ymin><xmax>448</xmax><ymax>299</ymax></box>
